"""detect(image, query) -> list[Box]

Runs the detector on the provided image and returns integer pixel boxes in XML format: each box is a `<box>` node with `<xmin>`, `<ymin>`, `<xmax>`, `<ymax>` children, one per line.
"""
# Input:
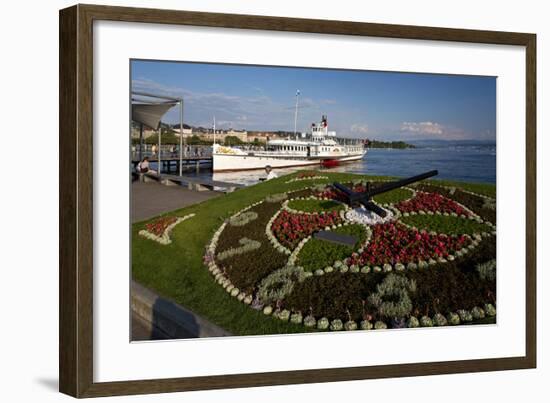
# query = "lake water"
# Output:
<box><xmin>208</xmin><ymin>143</ymin><xmax>496</xmax><ymax>187</ymax></box>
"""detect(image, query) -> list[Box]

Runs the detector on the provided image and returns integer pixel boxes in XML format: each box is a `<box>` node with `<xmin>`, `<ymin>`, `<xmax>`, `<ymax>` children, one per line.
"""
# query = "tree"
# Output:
<box><xmin>187</xmin><ymin>135</ymin><xmax>203</xmax><ymax>145</ymax></box>
<box><xmin>224</xmin><ymin>136</ymin><xmax>243</xmax><ymax>146</ymax></box>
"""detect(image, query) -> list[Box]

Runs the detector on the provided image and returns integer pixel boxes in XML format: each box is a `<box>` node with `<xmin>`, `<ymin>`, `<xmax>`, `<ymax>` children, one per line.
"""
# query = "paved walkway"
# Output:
<box><xmin>132</xmin><ymin>181</ymin><xmax>221</xmax><ymax>223</ymax></box>
<box><xmin>131</xmin><ymin>311</ymin><xmax>171</xmax><ymax>341</ymax></box>
<box><xmin>131</xmin><ymin>280</ymin><xmax>232</xmax><ymax>340</ymax></box>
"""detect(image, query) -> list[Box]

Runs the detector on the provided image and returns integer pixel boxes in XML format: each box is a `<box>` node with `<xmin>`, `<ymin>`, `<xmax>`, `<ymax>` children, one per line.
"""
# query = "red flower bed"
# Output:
<box><xmin>145</xmin><ymin>216</ymin><xmax>177</xmax><ymax>237</ymax></box>
<box><xmin>297</xmin><ymin>171</ymin><xmax>318</xmax><ymax>179</ymax></box>
<box><xmin>395</xmin><ymin>191</ymin><xmax>470</xmax><ymax>215</ymax></box>
<box><xmin>347</xmin><ymin>222</ymin><xmax>470</xmax><ymax>266</ymax></box>
<box><xmin>316</xmin><ymin>184</ymin><xmax>366</xmax><ymax>201</ymax></box>
<box><xmin>272</xmin><ymin>210</ymin><xmax>343</xmax><ymax>249</ymax></box>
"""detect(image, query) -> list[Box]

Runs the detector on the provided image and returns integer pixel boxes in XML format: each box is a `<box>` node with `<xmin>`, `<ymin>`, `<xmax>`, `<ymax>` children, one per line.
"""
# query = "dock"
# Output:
<box><xmin>132</xmin><ymin>156</ymin><xmax>213</xmax><ymax>175</ymax></box>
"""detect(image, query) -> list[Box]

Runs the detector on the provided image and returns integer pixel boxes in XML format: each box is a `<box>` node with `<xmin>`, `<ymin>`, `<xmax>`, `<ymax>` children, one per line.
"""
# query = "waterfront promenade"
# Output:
<box><xmin>132</xmin><ymin>180</ymin><xmax>221</xmax><ymax>223</ymax></box>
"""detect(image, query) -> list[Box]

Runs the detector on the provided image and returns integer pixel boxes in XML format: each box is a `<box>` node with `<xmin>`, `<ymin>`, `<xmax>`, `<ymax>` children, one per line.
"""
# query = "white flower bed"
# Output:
<box><xmin>345</xmin><ymin>206</ymin><xmax>396</xmax><ymax>225</ymax></box>
<box><xmin>217</xmin><ymin>237</ymin><xmax>261</xmax><ymax>261</ymax></box>
<box><xmin>282</xmin><ymin>196</ymin><xmax>349</xmax><ymax>215</ymax></box>
<box><xmin>287</xmin><ymin>235</ymin><xmax>312</xmax><ymax>266</ymax></box>
<box><xmin>284</xmin><ymin>176</ymin><xmax>328</xmax><ymax>184</ymax></box>
<box><xmin>138</xmin><ymin>213</ymin><xmax>196</xmax><ymax>245</ymax></box>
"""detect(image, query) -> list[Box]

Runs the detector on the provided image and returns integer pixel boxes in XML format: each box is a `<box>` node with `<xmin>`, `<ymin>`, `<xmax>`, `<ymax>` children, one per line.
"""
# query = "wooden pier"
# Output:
<box><xmin>132</xmin><ymin>156</ymin><xmax>213</xmax><ymax>175</ymax></box>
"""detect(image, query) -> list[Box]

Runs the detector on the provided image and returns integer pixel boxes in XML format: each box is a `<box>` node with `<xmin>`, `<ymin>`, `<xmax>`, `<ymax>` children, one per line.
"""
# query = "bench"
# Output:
<box><xmin>132</xmin><ymin>172</ymin><xmax>162</xmax><ymax>183</ymax></box>
<box><xmin>160</xmin><ymin>174</ymin><xmax>243</xmax><ymax>193</ymax></box>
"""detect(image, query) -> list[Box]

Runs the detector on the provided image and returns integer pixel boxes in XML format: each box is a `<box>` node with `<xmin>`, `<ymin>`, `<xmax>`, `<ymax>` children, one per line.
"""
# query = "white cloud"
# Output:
<box><xmin>132</xmin><ymin>78</ymin><xmax>329</xmax><ymax>131</ymax></box>
<box><xmin>400</xmin><ymin>121</ymin><xmax>444</xmax><ymax>135</ymax></box>
<box><xmin>399</xmin><ymin>121</ymin><xmax>474</xmax><ymax>140</ymax></box>
<box><xmin>350</xmin><ymin>124</ymin><xmax>369</xmax><ymax>134</ymax></box>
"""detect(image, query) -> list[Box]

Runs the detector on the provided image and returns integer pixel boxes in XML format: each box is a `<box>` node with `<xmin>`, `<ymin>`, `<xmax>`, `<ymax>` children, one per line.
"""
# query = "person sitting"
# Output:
<box><xmin>136</xmin><ymin>156</ymin><xmax>156</xmax><ymax>175</ymax></box>
<box><xmin>265</xmin><ymin>165</ymin><xmax>278</xmax><ymax>180</ymax></box>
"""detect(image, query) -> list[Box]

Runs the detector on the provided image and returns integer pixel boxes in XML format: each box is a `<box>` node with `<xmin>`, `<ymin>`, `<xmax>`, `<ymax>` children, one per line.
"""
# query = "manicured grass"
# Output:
<box><xmin>132</xmin><ymin>170</ymin><xmax>496</xmax><ymax>336</ymax></box>
<box><xmin>400</xmin><ymin>214</ymin><xmax>493</xmax><ymax>235</ymax></box>
<box><xmin>372</xmin><ymin>187</ymin><xmax>413</xmax><ymax>204</ymax></box>
<box><xmin>296</xmin><ymin>224</ymin><xmax>367</xmax><ymax>272</ymax></box>
<box><xmin>287</xmin><ymin>198</ymin><xmax>344</xmax><ymax>213</ymax></box>
<box><xmin>424</xmin><ymin>179</ymin><xmax>496</xmax><ymax>198</ymax></box>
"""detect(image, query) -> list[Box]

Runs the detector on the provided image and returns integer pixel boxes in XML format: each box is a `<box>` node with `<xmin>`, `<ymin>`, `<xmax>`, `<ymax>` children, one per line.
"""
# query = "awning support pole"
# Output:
<box><xmin>179</xmin><ymin>99</ymin><xmax>183</xmax><ymax>176</ymax></box>
<box><xmin>139</xmin><ymin>123</ymin><xmax>143</xmax><ymax>162</ymax></box>
<box><xmin>158</xmin><ymin>125</ymin><xmax>161</xmax><ymax>175</ymax></box>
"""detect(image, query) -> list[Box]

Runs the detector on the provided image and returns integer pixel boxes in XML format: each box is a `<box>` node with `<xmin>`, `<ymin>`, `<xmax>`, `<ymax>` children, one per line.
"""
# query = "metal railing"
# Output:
<box><xmin>131</xmin><ymin>144</ymin><xmax>213</xmax><ymax>160</ymax></box>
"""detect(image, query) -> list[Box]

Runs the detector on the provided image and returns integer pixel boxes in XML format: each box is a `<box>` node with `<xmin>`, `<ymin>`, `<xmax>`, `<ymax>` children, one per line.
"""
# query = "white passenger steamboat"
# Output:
<box><xmin>212</xmin><ymin>114</ymin><xmax>366</xmax><ymax>172</ymax></box>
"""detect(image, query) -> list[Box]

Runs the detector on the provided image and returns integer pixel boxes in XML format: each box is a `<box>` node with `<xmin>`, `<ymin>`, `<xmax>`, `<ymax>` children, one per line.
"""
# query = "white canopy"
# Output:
<box><xmin>132</xmin><ymin>103</ymin><xmax>177</xmax><ymax>130</ymax></box>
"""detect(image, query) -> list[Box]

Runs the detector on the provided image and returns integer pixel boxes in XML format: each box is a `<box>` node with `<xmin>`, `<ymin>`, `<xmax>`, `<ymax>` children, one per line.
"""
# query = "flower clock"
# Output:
<box><xmin>204</xmin><ymin>181</ymin><xmax>497</xmax><ymax>332</ymax></box>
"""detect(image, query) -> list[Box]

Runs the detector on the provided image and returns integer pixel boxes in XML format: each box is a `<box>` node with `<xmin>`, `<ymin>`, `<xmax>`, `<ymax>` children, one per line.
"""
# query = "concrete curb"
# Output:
<box><xmin>131</xmin><ymin>280</ymin><xmax>232</xmax><ymax>339</ymax></box>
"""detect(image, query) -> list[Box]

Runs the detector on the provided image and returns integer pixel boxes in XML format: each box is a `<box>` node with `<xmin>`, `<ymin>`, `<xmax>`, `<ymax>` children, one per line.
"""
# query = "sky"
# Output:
<box><xmin>131</xmin><ymin>60</ymin><xmax>496</xmax><ymax>142</ymax></box>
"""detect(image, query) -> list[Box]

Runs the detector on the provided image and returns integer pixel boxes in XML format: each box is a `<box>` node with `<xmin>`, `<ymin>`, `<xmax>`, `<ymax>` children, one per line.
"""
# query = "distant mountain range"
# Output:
<box><xmin>408</xmin><ymin>139</ymin><xmax>496</xmax><ymax>147</ymax></box>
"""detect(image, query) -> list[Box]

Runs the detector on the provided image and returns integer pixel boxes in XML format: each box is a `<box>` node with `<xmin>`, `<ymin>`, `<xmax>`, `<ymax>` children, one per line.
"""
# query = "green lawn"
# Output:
<box><xmin>424</xmin><ymin>179</ymin><xmax>496</xmax><ymax>198</ymax></box>
<box><xmin>372</xmin><ymin>187</ymin><xmax>413</xmax><ymax>204</ymax></box>
<box><xmin>400</xmin><ymin>214</ymin><xmax>493</xmax><ymax>236</ymax></box>
<box><xmin>296</xmin><ymin>224</ymin><xmax>367</xmax><ymax>271</ymax></box>
<box><xmin>132</xmin><ymin>170</ymin><xmax>496</xmax><ymax>336</ymax></box>
<box><xmin>287</xmin><ymin>198</ymin><xmax>344</xmax><ymax>213</ymax></box>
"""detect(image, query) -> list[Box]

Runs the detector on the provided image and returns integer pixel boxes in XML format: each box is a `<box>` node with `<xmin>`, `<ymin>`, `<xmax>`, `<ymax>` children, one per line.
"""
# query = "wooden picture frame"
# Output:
<box><xmin>59</xmin><ymin>4</ymin><xmax>537</xmax><ymax>398</ymax></box>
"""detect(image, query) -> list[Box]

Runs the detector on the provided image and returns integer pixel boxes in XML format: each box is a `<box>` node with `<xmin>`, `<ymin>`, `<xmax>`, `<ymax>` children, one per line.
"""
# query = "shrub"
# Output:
<box><xmin>330</xmin><ymin>319</ymin><xmax>344</xmax><ymax>331</ymax></box>
<box><xmin>275</xmin><ymin>309</ymin><xmax>290</xmax><ymax>321</ymax></box>
<box><xmin>290</xmin><ymin>312</ymin><xmax>303</xmax><ymax>324</ymax></box>
<box><xmin>457</xmin><ymin>309</ymin><xmax>473</xmax><ymax>322</ymax></box>
<box><xmin>217</xmin><ymin>237</ymin><xmax>261</xmax><ymax>261</ymax></box>
<box><xmin>484</xmin><ymin>303</ymin><xmax>496</xmax><ymax>317</ymax></box>
<box><xmin>433</xmin><ymin>313</ymin><xmax>448</xmax><ymax>326</ymax></box>
<box><xmin>368</xmin><ymin>274</ymin><xmax>416</xmax><ymax>319</ymax></box>
<box><xmin>312</xmin><ymin>184</ymin><xmax>329</xmax><ymax>193</ymax></box>
<box><xmin>265</xmin><ymin>193</ymin><xmax>288</xmax><ymax>203</ymax></box>
<box><xmin>345</xmin><ymin>321</ymin><xmax>358</xmax><ymax>331</ymax></box>
<box><xmin>360</xmin><ymin>320</ymin><xmax>373</xmax><ymax>330</ymax></box>
<box><xmin>447</xmin><ymin>312</ymin><xmax>460</xmax><ymax>325</ymax></box>
<box><xmin>217</xmin><ymin>201</ymin><xmax>288</xmax><ymax>293</ymax></box>
<box><xmin>303</xmin><ymin>315</ymin><xmax>317</xmax><ymax>328</ymax></box>
<box><xmin>476</xmin><ymin>259</ymin><xmax>496</xmax><ymax>281</ymax></box>
<box><xmin>317</xmin><ymin>317</ymin><xmax>329</xmax><ymax>330</ymax></box>
<box><xmin>229</xmin><ymin>211</ymin><xmax>258</xmax><ymax>227</ymax></box>
<box><xmin>374</xmin><ymin>321</ymin><xmax>387</xmax><ymax>330</ymax></box>
<box><xmin>471</xmin><ymin>306</ymin><xmax>485</xmax><ymax>319</ymax></box>
<box><xmin>257</xmin><ymin>265</ymin><xmax>308</xmax><ymax>304</ymax></box>
<box><xmin>420</xmin><ymin>316</ymin><xmax>433</xmax><ymax>327</ymax></box>
<box><xmin>407</xmin><ymin>316</ymin><xmax>420</xmax><ymax>328</ymax></box>
<box><xmin>482</xmin><ymin>198</ymin><xmax>496</xmax><ymax>211</ymax></box>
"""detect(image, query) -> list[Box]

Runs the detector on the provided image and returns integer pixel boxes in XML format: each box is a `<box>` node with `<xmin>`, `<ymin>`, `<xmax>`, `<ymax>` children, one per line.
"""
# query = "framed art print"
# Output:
<box><xmin>59</xmin><ymin>4</ymin><xmax>536</xmax><ymax>398</ymax></box>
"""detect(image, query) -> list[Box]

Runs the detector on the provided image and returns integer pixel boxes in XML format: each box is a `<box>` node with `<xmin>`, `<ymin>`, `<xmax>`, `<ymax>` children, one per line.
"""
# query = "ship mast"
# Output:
<box><xmin>294</xmin><ymin>89</ymin><xmax>300</xmax><ymax>139</ymax></box>
<box><xmin>213</xmin><ymin>116</ymin><xmax>216</xmax><ymax>145</ymax></box>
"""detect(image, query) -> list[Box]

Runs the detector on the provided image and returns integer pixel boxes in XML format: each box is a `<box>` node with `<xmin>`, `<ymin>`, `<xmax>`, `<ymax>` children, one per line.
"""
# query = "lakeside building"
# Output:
<box><xmin>200</xmin><ymin>129</ymin><xmax>248</xmax><ymax>142</ymax></box>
